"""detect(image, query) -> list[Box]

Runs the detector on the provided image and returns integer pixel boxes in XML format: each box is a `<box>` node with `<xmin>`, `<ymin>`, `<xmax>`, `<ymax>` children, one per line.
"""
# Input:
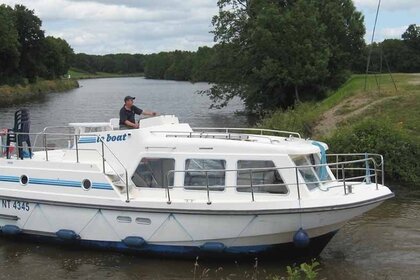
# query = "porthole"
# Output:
<box><xmin>20</xmin><ymin>175</ymin><xmax>29</xmax><ymax>186</ymax></box>
<box><xmin>81</xmin><ymin>179</ymin><xmax>92</xmax><ymax>191</ymax></box>
<box><xmin>117</xmin><ymin>216</ymin><xmax>132</xmax><ymax>223</ymax></box>
<box><xmin>136</xmin><ymin>217</ymin><xmax>151</xmax><ymax>225</ymax></box>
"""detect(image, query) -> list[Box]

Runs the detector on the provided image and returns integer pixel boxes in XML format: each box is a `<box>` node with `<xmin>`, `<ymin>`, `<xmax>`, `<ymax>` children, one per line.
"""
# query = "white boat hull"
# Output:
<box><xmin>0</xmin><ymin>196</ymin><xmax>386</xmax><ymax>258</ymax></box>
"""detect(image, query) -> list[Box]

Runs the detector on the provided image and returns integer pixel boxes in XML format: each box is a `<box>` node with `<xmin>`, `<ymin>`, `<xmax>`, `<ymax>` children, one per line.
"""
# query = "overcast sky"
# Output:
<box><xmin>1</xmin><ymin>0</ymin><xmax>419</xmax><ymax>55</ymax></box>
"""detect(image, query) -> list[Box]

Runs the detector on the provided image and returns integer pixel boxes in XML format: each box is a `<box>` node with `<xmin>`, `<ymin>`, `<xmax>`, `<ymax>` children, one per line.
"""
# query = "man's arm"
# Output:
<box><xmin>133</xmin><ymin>105</ymin><xmax>157</xmax><ymax>117</ymax></box>
<box><xmin>142</xmin><ymin>110</ymin><xmax>157</xmax><ymax>116</ymax></box>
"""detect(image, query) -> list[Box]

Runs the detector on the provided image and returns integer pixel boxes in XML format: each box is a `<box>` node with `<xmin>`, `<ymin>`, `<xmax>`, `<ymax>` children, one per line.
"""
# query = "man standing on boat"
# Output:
<box><xmin>119</xmin><ymin>96</ymin><xmax>157</xmax><ymax>129</ymax></box>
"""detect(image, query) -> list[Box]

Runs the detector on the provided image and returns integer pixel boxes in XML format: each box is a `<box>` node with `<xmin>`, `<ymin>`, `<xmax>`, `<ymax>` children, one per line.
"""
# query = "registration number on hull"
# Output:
<box><xmin>1</xmin><ymin>200</ymin><xmax>30</xmax><ymax>211</ymax></box>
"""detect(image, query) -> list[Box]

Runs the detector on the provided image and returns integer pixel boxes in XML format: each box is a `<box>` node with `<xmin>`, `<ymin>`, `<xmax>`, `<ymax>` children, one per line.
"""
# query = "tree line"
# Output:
<box><xmin>353</xmin><ymin>24</ymin><xmax>420</xmax><ymax>74</ymax></box>
<box><xmin>3</xmin><ymin>3</ymin><xmax>419</xmax><ymax>114</ymax></box>
<box><xmin>0</xmin><ymin>4</ymin><xmax>74</xmax><ymax>85</ymax></box>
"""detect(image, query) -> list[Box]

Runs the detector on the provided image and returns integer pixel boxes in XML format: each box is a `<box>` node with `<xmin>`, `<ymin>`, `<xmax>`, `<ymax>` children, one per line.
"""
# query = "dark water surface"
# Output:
<box><xmin>0</xmin><ymin>78</ymin><xmax>419</xmax><ymax>279</ymax></box>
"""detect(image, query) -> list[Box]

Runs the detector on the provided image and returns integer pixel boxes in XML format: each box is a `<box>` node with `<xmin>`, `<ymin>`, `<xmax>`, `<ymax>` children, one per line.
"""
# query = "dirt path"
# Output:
<box><xmin>312</xmin><ymin>95</ymin><xmax>399</xmax><ymax>137</ymax></box>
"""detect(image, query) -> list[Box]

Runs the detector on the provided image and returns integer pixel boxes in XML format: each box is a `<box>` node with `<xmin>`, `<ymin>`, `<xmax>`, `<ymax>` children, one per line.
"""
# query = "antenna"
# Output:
<box><xmin>364</xmin><ymin>0</ymin><xmax>398</xmax><ymax>93</ymax></box>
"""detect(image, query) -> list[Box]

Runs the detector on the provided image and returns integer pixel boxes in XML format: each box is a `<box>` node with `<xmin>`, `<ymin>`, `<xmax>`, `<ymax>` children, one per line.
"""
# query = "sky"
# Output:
<box><xmin>1</xmin><ymin>0</ymin><xmax>419</xmax><ymax>55</ymax></box>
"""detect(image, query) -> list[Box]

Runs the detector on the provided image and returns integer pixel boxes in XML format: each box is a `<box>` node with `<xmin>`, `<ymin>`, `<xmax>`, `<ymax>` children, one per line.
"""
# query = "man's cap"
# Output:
<box><xmin>124</xmin><ymin>96</ymin><xmax>136</xmax><ymax>102</ymax></box>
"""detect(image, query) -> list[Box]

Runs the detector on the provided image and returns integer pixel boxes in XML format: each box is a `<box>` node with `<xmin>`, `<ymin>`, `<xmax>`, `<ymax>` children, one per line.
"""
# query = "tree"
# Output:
<box><xmin>13</xmin><ymin>4</ymin><xmax>45</xmax><ymax>83</ymax></box>
<box><xmin>0</xmin><ymin>4</ymin><xmax>20</xmax><ymax>84</ymax></box>
<box><xmin>402</xmin><ymin>24</ymin><xmax>420</xmax><ymax>50</ymax></box>
<box><xmin>41</xmin><ymin>36</ymin><xmax>74</xmax><ymax>79</ymax></box>
<box><xmin>204</xmin><ymin>0</ymin><xmax>365</xmax><ymax>113</ymax></box>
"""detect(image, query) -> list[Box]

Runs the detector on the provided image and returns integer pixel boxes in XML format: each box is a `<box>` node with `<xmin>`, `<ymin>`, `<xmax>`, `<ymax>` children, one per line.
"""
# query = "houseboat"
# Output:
<box><xmin>0</xmin><ymin>113</ymin><xmax>394</xmax><ymax>258</ymax></box>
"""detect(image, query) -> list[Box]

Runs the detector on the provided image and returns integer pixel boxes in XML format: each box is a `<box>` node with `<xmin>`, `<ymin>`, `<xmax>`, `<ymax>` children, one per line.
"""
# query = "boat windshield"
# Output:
<box><xmin>292</xmin><ymin>154</ymin><xmax>330</xmax><ymax>190</ymax></box>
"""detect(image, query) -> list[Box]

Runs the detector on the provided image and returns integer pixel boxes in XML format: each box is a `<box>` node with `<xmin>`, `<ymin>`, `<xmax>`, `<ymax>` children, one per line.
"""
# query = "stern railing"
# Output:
<box><xmin>0</xmin><ymin>130</ymin><xmax>131</xmax><ymax>202</ymax></box>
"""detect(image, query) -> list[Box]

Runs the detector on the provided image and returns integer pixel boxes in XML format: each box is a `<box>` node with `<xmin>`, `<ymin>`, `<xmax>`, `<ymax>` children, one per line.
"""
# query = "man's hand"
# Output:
<box><xmin>124</xmin><ymin>120</ymin><xmax>139</xmax><ymax>128</ymax></box>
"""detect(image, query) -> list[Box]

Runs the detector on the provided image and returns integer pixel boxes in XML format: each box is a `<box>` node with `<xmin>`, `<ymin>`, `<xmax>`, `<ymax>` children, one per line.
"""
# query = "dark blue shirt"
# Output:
<box><xmin>119</xmin><ymin>105</ymin><xmax>143</xmax><ymax>125</ymax></box>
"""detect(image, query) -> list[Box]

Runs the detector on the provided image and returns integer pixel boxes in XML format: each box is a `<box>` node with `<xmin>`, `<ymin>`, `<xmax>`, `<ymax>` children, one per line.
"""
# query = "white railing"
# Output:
<box><xmin>0</xmin><ymin>130</ymin><xmax>130</xmax><ymax>202</ymax></box>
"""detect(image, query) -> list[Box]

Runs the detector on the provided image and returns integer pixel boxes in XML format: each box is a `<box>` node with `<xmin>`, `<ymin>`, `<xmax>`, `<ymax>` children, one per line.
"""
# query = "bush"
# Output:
<box><xmin>259</xmin><ymin>102</ymin><xmax>320</xmax><ymax>137</ymax></box>
<box><xmin>324</xmin><ymin>119</ymin><xmax>420</xmax><ymax>186</ymax></box>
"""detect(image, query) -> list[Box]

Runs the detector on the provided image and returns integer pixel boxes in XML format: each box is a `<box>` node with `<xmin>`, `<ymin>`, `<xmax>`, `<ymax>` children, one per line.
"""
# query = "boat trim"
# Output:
<box><xmin>0</xmin><ymin>193</ymin><xmax>394</xmax><ymax>215</ymax></box>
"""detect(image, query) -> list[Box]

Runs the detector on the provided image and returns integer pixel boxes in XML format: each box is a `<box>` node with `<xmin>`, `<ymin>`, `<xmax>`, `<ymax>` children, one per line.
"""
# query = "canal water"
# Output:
<box><xmin>0</xmin><ymin>78</ymin><xmax>419</xmax><ymax>279</ymax></box>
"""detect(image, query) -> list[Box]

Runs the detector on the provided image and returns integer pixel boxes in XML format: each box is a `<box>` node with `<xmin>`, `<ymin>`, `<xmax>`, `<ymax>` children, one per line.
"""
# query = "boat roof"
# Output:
<box><xmin>68</xmin><ymin>115</ymin><xmax>326</xmax><ymax>155</ymax></box>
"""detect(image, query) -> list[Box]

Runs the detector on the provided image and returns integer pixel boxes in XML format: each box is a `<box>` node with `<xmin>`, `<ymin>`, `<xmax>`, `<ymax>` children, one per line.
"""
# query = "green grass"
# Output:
<box><xmin>260</xmin><ymin>73</ymin><xmax>420</xmax><ymax>139</ymax></box>
<box><xmin>68</xmin><ymin>68</ymin><xmax>144</xmax><ymax>79</ymax></box>
<box><xmin>0</xmin><ymin>79</ymin><xmax>79</xmax><ymax>107</ymax></box>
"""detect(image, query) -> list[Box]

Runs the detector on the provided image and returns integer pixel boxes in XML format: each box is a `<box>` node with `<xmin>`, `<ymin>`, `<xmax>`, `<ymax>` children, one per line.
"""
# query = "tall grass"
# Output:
<box><xmin>0</xmin><ymin>79</ymin><xmax>79</xmax><ymax>107</ymax></box>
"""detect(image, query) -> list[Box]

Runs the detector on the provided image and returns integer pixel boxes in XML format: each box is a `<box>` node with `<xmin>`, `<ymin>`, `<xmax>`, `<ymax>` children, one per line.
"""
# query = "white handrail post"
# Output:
<box><xmin>295</xmin><ymin>167</ymin><xmax>301</xmax><ymax>201</ymax></box>
<box><xmin>342</xmin><ymin>164</ymin><xmax>347</xmax><ymax>195</ymax></box>
<box><xmin>250</xmin><ymin>170</ymin><xmax>255</xmax><ymax>202</ymax></box>
<box><xmin>206</xmin><ymin>171</ymin><xmax>211</xmax><ymax>205</ymax></box>
<box><xmin>74</xmin><ymin>135</ymin><xmax>79</xmax><ymax>163</ymax></box>
<box><xmin>101</xmin><ymin>140</ymin><xmax>105</xmax><ymax>173</ymax></box>
<box><xmin>125</xmin><ymin>171</ymin><xmax>130</xmax><ymax>202</ymax></box>
<box><xmin>43</xmin><ymin>133</ymin><xmax>48</xmax><ymax>161</ymax></box>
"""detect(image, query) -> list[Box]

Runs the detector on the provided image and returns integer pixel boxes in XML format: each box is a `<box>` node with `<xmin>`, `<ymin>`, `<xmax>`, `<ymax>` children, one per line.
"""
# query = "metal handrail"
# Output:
<box><xmin>151</xmin><ymin>127</ymin><xmax>301</xmax><ymax>139</ymax></box>
<box><xmin>162</xmin><ymin>131</ymin><xmax>282</xmax><ymax>144</ymax></box>
<box><xmin>163</xmin><ymin>157</ymin><xmax>382</xmax><ymax>204</ymax></box>
<box><xmin>327</xmin><ymin>153</ymin><xmax>384</xmax><ymax>185</ymax></box>
<box><xmin>1</xmin><ymin>130</ymin><xmax>130</xmax><ymax>202</ymax></box>
<box><xmin>193</xmin><ymin>127</ymin><xmax>302</xmax><ymax>138</ymax></box>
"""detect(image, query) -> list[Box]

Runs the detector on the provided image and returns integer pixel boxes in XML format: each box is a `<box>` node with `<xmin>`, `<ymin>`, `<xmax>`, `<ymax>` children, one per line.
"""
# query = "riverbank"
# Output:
<box><xmin>260</xmin><ymin>73</ymin><xmax>420</xmax><ymax>186</ymax></box>
<box><xmin>68</xmin><ymin>68</ymin><xmax>144</xmax><ymax>79</ymax></box>
<box><xmin>0</xmin><ymin>79</ymin><xmax>79</xmax><ymax>107</ymax></box>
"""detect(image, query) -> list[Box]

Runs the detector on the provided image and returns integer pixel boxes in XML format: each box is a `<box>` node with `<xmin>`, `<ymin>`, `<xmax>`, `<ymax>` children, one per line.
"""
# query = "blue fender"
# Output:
<box><xmin>122</xmin><ymin>236</ymin><xmax>146</xmax><ymax>247</ymax></box>
<box><xmin>293</xmin><ymin>228</ymin><xmax>310</xmax><ymax>248</ymax></box>
<box><xmin>200</xmin><ymin>242</ymin><xmax>226</xmax><ymax>253</ymax></box>
<box><xmin>1</xmin><ymin>225</ymin><xmax>22</xmax><ymax>236</ymax></box>
<box><xmin>56</xmin><ymin>229</ymin><xmax>80</xmax><ymax>240</ymax></box>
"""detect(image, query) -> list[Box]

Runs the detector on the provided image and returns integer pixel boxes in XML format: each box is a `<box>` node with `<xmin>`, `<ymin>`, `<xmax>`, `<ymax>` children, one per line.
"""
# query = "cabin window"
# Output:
<box><xmin>236</xmin><ymin>160</ymin><xmax>288</xmax><ymax>194</ymax></box>
<box><xmin>184</xmin><ymin>159</ymin><xmax>225</xmax><ymax>190</ymax></box>
<box><xmin>292</xmin><ymin>155</ymin><xmax>321</xmax><ymax>190</ymax></box>
<box><xmin>132</xmin><ymin>158</ymin><xmax>175</xmax><ymax>188</ymax></box>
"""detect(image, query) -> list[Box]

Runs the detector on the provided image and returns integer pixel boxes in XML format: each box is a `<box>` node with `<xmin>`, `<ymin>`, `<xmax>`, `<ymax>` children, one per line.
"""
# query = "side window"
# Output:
<box><xmin>184</xmin><ymin>159</ymin><xmax>225</xmax><ymax>190</ymax></box>
<box><xmin>132</xmin><ymin>158</ymin><xmax>175</xmax><ymax>188</ymax></box>
<box><xmin>237</xmin><ymin>160</ymin><xmax>288</xmax><ymax>194</ymax></box>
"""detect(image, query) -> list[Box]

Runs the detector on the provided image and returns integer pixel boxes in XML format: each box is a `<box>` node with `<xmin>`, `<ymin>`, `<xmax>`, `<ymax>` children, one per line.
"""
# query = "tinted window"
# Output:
<box><xmin>237</xmin><ymin>160</ymin><xmax>287</xmax><ymax>194</ymax></box>
<box><xmin>184</xmin><ymin>159</ymin><xmax>225</xmax><ymax>190</ymax></box>
<box><xmin>132</xmin><ymin>158</ymin><xmax>175</xmax><ymax>188</ymax></box>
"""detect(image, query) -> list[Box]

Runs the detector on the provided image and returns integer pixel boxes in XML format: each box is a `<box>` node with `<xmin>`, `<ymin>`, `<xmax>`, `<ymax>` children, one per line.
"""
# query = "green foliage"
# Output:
<box><xmin>42</xmin><ymin>36</ymin><xmax>74</xmax><ymax>79</ymax></box>
<box><xmin>13</xmin><ymin>4</ymin><xmax>45</xmax><ymax>83</ymax></box>
<box><xmin>0</xmin><ymin>4</ymin><xmax>74</xmax><ymax>85</ymax></box>
<box><xmin>259</xmin><ymin>102</ymin><xmax>320</xmax><ymax>137</ymax></box>
<box><xmin>286</xmin><ymin>260</ymin><xmax>320</xmax><ymax>280</ymax></box>
<box><xmin>0</xmin><ymin>5</ymin><xmax>20</xmax><ymax>84</ymax></box>
<box><xmin>204</xmin><ymin>0</ymin><xmax>365</xmax><ymax>112</ymax></box>
<box><xmin>324</xmin><ymin>120</ymin><xmax>420</xmax><ymax>186</ymax></box>
<box><xmin>0</xmin><ymin>79</ymin><xmax>79</xmax><ymax>107</ymax></box>
<box><xmin>353</xmin><ymin>24</ymin><xmax>420</xmax><ymax>73</ymax></box>
<box><xmin>71</xmin><ymin>53</ymin><xmax>145</xmax><ymax>75</ymax></box>
<box><xmin>402</xmin><ymin>24</ymin><xmax>420</xmax><ymax>50</ymax></box>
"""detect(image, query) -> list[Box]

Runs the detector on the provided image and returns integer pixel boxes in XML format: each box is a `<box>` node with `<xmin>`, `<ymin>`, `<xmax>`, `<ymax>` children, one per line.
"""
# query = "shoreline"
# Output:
<box><xmin>0</xmin><ymin>79</ymin><xmax>79</xmax><ymax>107</ymax></box>
<box><xmin>68</xmin><ymin>69</ymin><xmax>144</xmax><ymax>80</ymax></box>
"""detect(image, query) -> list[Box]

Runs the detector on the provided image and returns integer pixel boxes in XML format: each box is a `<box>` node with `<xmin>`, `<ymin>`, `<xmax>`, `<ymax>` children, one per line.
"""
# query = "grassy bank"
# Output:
<box><xmin>261</xmin><ymin>74</ymin><xmax>420</xmax><ymax>138</ymax></box>
<box><xmin>68</xmin><ymin>68</ymin><xmax>144</xmax><ymax>79</ymax></box>
<box><xmin>260</xmin><ymin>73</ymin><xmax>420</xmax><ymax>186</ymax></box>
<box><xmin>0</xmin><ymin>79</ymin><xmax>79</xmax><ymax>107</ymax></box>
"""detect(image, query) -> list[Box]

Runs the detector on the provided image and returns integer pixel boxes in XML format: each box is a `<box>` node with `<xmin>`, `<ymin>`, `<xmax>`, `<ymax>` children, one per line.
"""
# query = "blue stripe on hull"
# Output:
<box><xmin>0</xmin><ymin>176</ymin><xmax>113</xmax><ymax>190</ymax></box>
<box><xmin>0</xmin><ymin>230</ymin><xmax>338</xmax><ymax>260</ymax></box>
